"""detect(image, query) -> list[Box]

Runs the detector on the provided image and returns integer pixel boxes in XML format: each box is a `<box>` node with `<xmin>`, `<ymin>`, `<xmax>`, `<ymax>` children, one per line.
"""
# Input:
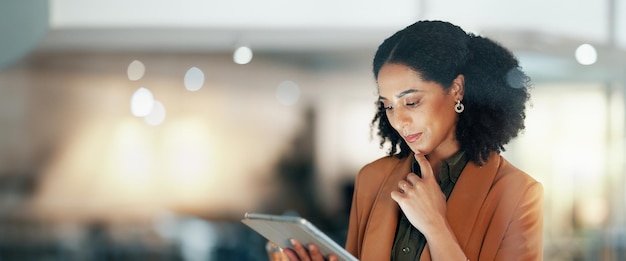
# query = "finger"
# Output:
<box><xmin>307</xmin><ymin>243</ymin><xmax>325</xmax><ymax>261</ymax></box>
<box><xmin>414</xmin><ymin>153</ymin><xmax>435</xmax><ymax>180</ymax></box>
<box><xmin>290</xmin><ymin>238</ymin><xmax>311</xmax><ymax>261</ymax></box>
<box><xmin>397</xmin><ymin>180</ymin><xmax>411</xmax><ymax>192</ymax></box>
<box><xmin>405</xmin><ymin>172</ymin><xmax>420</xmax><ymax>184</ymax></box>
<box><xmin>390</xmin><ymin>190</ymin><xmax>404</xmax><ymax>203</ymax></box>
<box><xmin>283</xmin><ymin>248</ymin><xmax>300</xmax><ymax>261</ymax></box>
<box><xmin>328</xmin><ymin>254</ymin><xmax>339</xmax><ymax>261</ymax></box>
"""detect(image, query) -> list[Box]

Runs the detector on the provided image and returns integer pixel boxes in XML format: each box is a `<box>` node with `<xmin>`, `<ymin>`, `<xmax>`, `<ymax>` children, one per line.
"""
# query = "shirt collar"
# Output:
<box><xmin>441</xmin><ymin>150</ymin><xmax>467</xmax><ymax>184</ymax></box>
<box><xmin>411</xmin><ymin>150</ymin><xmax>468</xmax><ymax>184</ymax></box>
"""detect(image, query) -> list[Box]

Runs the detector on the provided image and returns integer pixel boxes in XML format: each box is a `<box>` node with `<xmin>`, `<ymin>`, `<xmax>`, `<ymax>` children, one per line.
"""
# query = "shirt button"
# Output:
<box><xmin>402</xmin><ymin>247</ymin><xmax>410</xmax><ymax>254</ymax></box>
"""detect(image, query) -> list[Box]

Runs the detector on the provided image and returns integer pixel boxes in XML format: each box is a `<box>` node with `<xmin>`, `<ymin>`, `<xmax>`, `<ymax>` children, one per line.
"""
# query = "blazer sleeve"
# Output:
<box><xmin>344</xmin><ymin>156</ymin><xmax>401</xmax><ymax>259</ymax></box>
<box><xmin>494</xmin><ymin>181</ymin><xmax>544</xmax><ymax>260</ymax></box>
<box><xmin>345</xmin><ymin>171</ymin><xmax>361</xmax><ymax>257</ymax></box>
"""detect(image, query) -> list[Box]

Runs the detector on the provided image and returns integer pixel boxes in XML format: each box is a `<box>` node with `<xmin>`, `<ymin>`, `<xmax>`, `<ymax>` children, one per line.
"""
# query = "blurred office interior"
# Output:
<box><xmin>1</xmin><ymin>0</ymin><xmax>626</xmax><ymax>260</ymax></box>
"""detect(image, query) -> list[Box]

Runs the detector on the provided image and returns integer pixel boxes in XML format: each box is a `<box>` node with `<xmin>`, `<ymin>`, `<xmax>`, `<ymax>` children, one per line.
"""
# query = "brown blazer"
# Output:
<box><xmin>345</xmin><ymin>153</ymin><xmax>543</xmax><ymax>261</ymax></box>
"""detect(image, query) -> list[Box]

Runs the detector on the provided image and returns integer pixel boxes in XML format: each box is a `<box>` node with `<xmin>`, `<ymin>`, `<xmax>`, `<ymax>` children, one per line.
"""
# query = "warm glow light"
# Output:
<box><xmin>275</xmin><ymin>80</ymin><xmax>301</xmax><ymax>106</ymax></box>
<box><xmin>144</xmin><ymin>100</ymin><xmax>166</xmax><ymax>126</ymax></box>
<box><xmin>184</xmin><ymin>66</ymin><xmax>205</xmax><ymax>91</ymax></box>
<box><xmin>575</xmin><ymin>44</ymin><xmax>597</xmax><ymax>65</ymax></box>
<box><xmin>127</xmin><ymin>60</ymin><xmax>146</xmax><ymax>81</ymax></box>
<box><xmin>576</xmin><ymin>197</ymin><xmax>608</xmax><ymax>227</ymax></box>
<box><xmin>162</xmin><ymin>119</ymin><xmax>215</xmax><ymax>198</ymax></box>
<box><xmin>108</xmin><ymin>120</ymin><xmax>154</xmax><ymax>184</ymax></box>
<box><xmin>34</xmin><ymin>119</ymin><xmax>162</xmax><ymax>220</ymax></box>
<box><xmin>131</xmin><ymin>87</ymin><xmax>155</xmax><ymax>117</ymax></box>
<box><xmin>35</xmin><ymin>109</ymin><xmax>278</xmax><ymax>219</ymax></box>
<box><xmin>233</xmin><ymin>46</ymin><xmax>253</xmax><ymax>65</ymax></box>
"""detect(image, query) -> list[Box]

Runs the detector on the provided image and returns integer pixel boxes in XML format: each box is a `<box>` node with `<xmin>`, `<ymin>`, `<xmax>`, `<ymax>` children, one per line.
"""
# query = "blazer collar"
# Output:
<box><xmin>360</xmin><ymin>153</ymin><xmax>501</xmax><ymax>261</ymax></box>
<box><xmin>360</xmin><ymin>155</ymin><xmax>410</xmax><ymax>260</ymax></box>
<box><xmin>421</xmin><ymin>153</ymin><xmax>501</xmax><ymax>260</ymax></box>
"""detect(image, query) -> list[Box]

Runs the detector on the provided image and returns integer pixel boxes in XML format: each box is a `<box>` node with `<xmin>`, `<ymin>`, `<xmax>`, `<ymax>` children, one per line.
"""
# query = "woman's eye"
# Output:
<box><xmin>406</xmin><ymin>100</ymin><xmax>420</xmax><ymax>106</ymax></box>
<box><xmin>384</xmin><ymin>105</ymin><xmax>393</xmax><ymax>111</ymax></box>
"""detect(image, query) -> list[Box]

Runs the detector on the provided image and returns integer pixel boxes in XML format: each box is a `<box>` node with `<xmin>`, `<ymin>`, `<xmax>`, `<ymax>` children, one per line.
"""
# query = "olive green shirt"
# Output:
<box><xmin>391</xmin><ymin>151</ymin><xmax>468</xmax><ymax>261</ymax></box>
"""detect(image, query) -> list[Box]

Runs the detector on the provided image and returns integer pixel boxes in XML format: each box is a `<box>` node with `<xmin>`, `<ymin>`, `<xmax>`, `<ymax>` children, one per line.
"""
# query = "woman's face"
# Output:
<box><xmin>377</xmin><ymin>63</ymin><xmax>463</xmax><ymax>158</ymax></box>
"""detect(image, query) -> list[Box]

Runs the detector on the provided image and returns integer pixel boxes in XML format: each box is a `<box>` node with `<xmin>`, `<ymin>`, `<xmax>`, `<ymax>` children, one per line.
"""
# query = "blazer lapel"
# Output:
<box><xmin>420</xmin><ymin>153</ymin><xmax>501</xmax><ymax>260</ymax></box>
<box><xmin>360</xmin><ymin>156</ymin><xmax>412</xmax><ymax>260</ymax></box>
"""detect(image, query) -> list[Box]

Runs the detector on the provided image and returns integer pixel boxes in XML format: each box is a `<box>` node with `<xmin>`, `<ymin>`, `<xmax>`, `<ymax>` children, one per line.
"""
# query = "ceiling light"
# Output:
<box><xmin>127</xmin><ymin>60</ymin><xmax>146</xmax><ymax>81</ymax></box>
<box><xmin>130</xmin><ymin>87</ymin><xmax>154</xmax><ymax>117</ymax></box>
<box><xmin>233</xmin><ymin>46</ymin><xmax>253</xmax><ymax>65</ymax></box>
<box><xmin>575</xmin><ymin>44</ymin><xmax>597</xmax><ymax>65</ymax></box>
<box><xmin>144</xmin><ymin>100</ymin><xmax>166</xmax><ymax>126</ymax></box>
<box><xmin>184</xmin><ymin>66</ymin><xmax>205</xmax><ymax>91</ymax></box>
<box><xmin>276</xmin><ymin>80</ymin><xmax>301</xmax><ymax>106</ymax></box>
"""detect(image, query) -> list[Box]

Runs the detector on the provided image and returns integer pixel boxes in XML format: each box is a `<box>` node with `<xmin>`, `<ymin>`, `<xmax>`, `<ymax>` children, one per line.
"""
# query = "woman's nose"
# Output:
<box><xmin>392</xmin><ymin>107</ymin><xmax>412</xmax><ymax>130</ymax></box>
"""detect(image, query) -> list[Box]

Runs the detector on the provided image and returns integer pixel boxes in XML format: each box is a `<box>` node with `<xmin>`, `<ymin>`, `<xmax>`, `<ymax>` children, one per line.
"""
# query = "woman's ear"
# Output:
<box><xmin>451</xmin><ymin>74</ymin><xmax>465</xmax><ymax>99</ymax></box>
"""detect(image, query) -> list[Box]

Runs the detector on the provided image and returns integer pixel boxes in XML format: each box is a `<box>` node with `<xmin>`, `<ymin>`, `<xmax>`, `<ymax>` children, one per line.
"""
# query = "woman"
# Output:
<box><xmin>285</xmin><ymin>20</ymin><xmax>543</xmax><ymax>261</ymax></box>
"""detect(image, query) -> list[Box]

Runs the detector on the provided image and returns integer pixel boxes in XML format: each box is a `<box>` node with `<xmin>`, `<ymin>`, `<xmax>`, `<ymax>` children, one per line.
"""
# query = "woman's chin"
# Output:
<box><xmin>409</xmin><ymin>147</ymin><xmax>429</xmax><ymax>156</ymax></box>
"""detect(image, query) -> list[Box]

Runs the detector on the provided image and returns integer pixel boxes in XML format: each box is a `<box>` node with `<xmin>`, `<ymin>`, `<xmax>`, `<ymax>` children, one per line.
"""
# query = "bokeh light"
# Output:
<box><xmin>275</xmin><ymin>80</ymin><xmax>301</xmax><ymax>106</ymax></box>
<box><xmin>144</xmin><ymin>100</ymin><xmax>166</xmax><ymax>126</ymax></box>
<box><xmin>127</xmin><ymin>60</ymin><xmax>146</xmax><ymax>81</ymax></box>
<box><xmin>576</xmin><ymin>197</ymin><xmax>609</xmax><ymax>227</ymax></box>
<box><xmin>575</xmin><ymin>43</ymin><xmax>597</xmax><ymax>65</ymax></box>
<box><xmin>130</xmin><ymin>87</ymin><xmax>155</xmax><ymax>117</ymax></box>
<box><xmin>184</xmin><ymin>66</ymin><xmax>205</xmax><ymax>91</ymax></box>
<box><xmin>233</xmin><ymin>46</ymin><xmax>253</xmax><ymax>65</ymax></box>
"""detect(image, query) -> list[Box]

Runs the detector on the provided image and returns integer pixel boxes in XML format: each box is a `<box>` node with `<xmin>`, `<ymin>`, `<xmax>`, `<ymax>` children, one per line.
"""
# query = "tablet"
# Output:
<box><xmin>241</xmin><ymin>212</ymin><xmax>358</xmax><ymax>261</ymax></box>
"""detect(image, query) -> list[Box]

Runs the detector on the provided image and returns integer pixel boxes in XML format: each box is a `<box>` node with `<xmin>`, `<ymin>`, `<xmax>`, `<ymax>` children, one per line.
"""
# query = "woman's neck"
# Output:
<box><xmin>425</xmin><ymin>146</ymin><xmax>460</xmax><ymax>178</ymax></box>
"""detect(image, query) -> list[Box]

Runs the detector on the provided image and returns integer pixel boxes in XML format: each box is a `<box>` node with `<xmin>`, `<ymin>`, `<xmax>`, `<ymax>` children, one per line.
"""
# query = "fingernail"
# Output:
<box><xmin>290</xmin><ymin>238</ymin><xmax>297</xmax><ymax>246</ymax></box>
<box><xmin>308</xmin><ymin>244</ymin><xmax>316</xmax><ymax>251</ymax></box>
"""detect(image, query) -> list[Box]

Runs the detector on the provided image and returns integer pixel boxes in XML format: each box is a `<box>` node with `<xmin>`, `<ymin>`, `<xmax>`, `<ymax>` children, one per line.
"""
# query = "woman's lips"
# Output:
<box><xmin>405</xmin><ymin>133</ymin><xmax>422</xmax><ymax>143</ymax></box>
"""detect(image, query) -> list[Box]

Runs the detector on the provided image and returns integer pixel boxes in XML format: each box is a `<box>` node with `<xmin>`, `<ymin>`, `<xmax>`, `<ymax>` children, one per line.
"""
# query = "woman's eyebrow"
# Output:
<box><xmin>378</xmin><ymin>89</ymin><xmax>421</xmax><ymax>100</ymax></box>
<box><xmin>396</xmin><ymin>89</ymin><xmax>420</xmax><ymax>98</ymax></box>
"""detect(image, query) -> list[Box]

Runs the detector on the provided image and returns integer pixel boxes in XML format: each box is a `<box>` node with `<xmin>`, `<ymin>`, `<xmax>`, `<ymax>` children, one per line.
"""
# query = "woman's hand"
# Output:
<box><xmin>266</xmin><ymin>241</ymin><xmax>290</xmax><ymax>261</ymax></box>
<box><xmin>282</xmin><ymin>238</ymin><xmax>338</xmax><ymax>261</ymax></box>
<box><xmin>390</xmin><ymin>153</ymin><xmax>448</xmax><ymax>236</ymax></box>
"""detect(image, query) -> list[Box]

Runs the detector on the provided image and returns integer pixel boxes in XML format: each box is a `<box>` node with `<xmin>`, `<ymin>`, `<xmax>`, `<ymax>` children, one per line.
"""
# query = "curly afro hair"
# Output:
<box><xmin>371</xmin><ymin>20</ymin><xmax>531</xmax><ymax>165</ymax></box>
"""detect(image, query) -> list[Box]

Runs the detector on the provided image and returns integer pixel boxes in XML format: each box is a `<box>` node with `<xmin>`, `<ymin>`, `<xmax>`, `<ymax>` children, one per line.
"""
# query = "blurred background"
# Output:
<box><xmin>0</xmin><ymin>0</ymin><xmax>625</xmax><ymax>260</ymax></box>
